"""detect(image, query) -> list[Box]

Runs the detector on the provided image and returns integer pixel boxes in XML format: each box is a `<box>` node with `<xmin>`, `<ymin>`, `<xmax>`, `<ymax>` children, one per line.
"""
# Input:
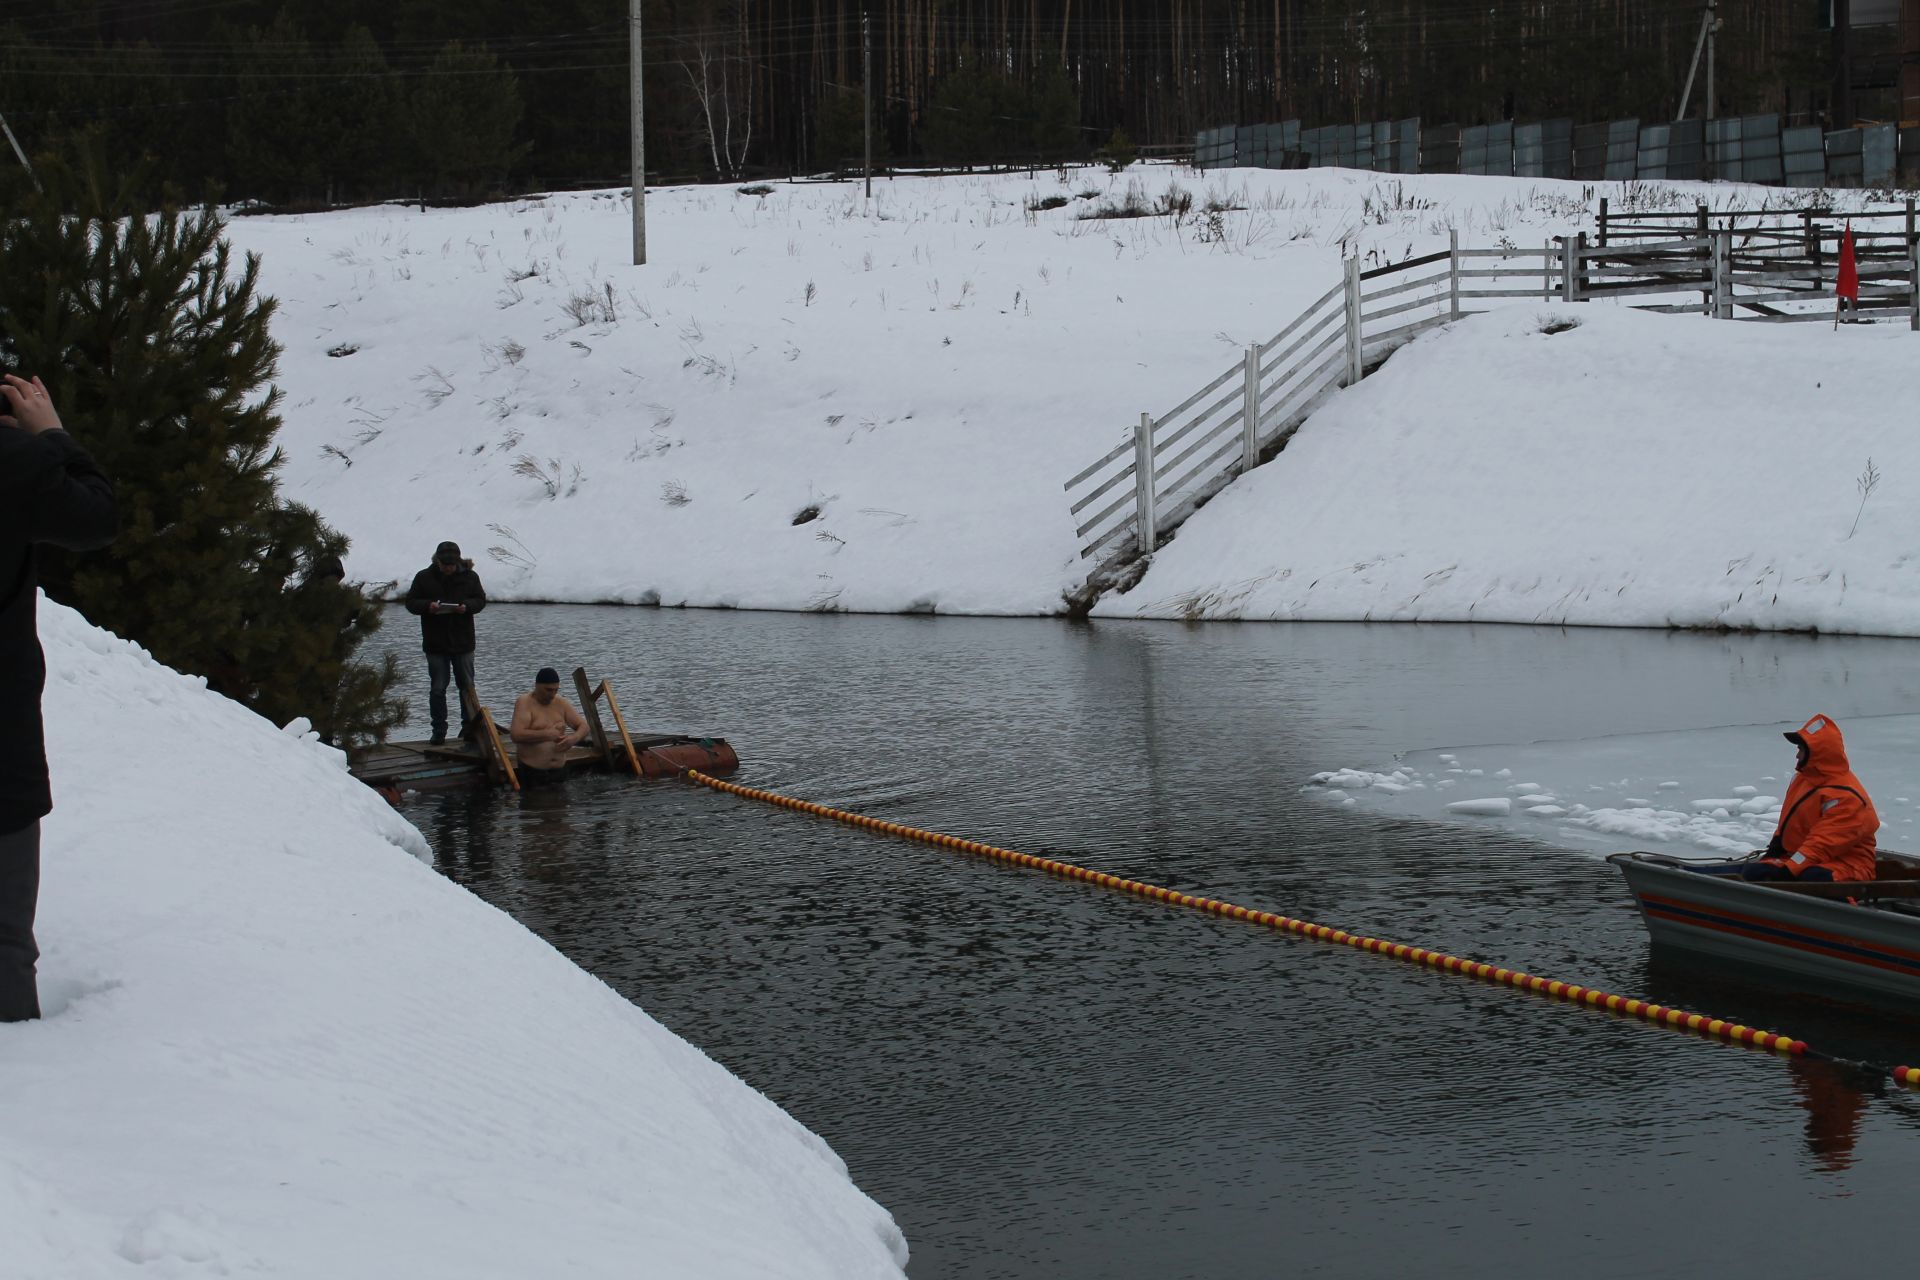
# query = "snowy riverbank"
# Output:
<box><xmin>230</xmin><ymin>167</ymin><xmax>1920</xmax><ymax>634</ymax></box>
<box><xmin>2</xmin><ymin>599</ymin><xmax>907</xmax><ymax>1278</ymax></box>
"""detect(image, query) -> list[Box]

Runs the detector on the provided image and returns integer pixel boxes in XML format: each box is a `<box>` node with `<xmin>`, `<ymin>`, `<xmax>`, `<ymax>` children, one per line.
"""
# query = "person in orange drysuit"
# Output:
<box><xmin>1741</xmin><ymin>714</ymin><xmax>1880</xmax><ymax>883</ymax></box>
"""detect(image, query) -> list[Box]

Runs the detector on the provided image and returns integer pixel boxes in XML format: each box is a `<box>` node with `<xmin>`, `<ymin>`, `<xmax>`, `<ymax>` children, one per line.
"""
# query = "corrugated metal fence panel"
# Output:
<box><xmin>1740</xmin><ymin>114</ymin><xmax>1782</xmax><ymax>184</ymax></box>
<box><xmin>1637</xmin><ymin>123</ymin><xmax>1671</xmax><ymax>179</ymax></box>
<box><xmin>1605</xmin><ymin>119</ymin><xmax>1640</xmax><ymax>179</ymax></box>
<box><xmin>1783</xmin><ymin>125</ymin><xmax>1826</xmax><ymax>187</ymax></box>
<box><xmin>1666</xmin><ymin>119</ymin><xmax>1704</xmax><ymax>180</ymax></box>
<box><xmin>1234</xmin><ymin>125</ymin><xmax>1257</xmax><ymax>168</ymax></box>
<box><xmin>1826</xmin><ymin>127</ymin><xmax>1863</xmax><ymax>187</ymax></box>
<box><xmin>1302</xmin><ymin>125</ymin><xmax>1334</xmax><ymax>166</ymax></box>
<box><xmin>1484</xmin><ymin>121</ymin><xmax>1513</xmax><ymax>175</ymax></box>
<box><xmin>1862</xmin><ymin>123</ymin><xmax>1897</xmax><ymax>187</ymax></box>
<box><xmin>1573</xmin><ymin>122</ymin><xmax>1609</xmax><ymax>179</ymax></box>
<box><xmin>1459</xmin><ymin>125</ymin><xmax>1489</xmax><ymax>174</ymax></box>
<box><xmin>1514</xmin><ymin>122</ymin><xmax>1545</xmax><ymax>176</ymax></box>
<box><xmin>1705</xmin><ymin>117</ymin><xmax>1739</xmax><ymax>181</ymax></box>
<box><xmin>1421</xmin><ymin>123</ymin><xmax>1461</xmax><ymax>173</ymax></box>
<box><xmin>1281</xmin><ymin>119</ymin><xmax>1302</xmax><ymax>154</ymax></box>
<box><xmin>1540</xmin><ymin>118</ymin><xmax>1574</xmax><ymax>179</ymax></box>
<box><xmin>1395</xmin><ymin>118</ymin><xmax>1420</xmax><ymax>173</ymax></box>
<box><xmin>1193</xmin><ymin>127</ymin><xmax>1233</xmax><ymax>169</ymax></box>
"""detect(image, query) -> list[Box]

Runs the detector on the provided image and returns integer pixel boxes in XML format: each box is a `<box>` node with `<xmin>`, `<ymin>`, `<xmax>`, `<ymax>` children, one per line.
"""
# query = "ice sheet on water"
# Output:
<box><xmin>1304</xmin><ymin>714</ymin><xmax>1920</xmax><ymax>859</ymax></box>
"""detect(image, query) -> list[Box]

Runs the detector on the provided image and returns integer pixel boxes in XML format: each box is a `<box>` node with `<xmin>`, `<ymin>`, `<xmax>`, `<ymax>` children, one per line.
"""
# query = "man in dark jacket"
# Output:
<box><xmin>404</xmin><ymin>540</ymin><xmax>486</xmax><ymax>745</ymax></box>
<box><xmin>0</xmin><ymin>374</ymin><xmax>117</xmax><ymax>1023</ymax></box>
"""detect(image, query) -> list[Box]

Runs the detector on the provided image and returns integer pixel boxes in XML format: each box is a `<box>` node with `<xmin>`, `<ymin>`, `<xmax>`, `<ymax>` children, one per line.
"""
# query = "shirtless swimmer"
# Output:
<box><xmin>509</xmin><ymin>666</ymin><xmax>589</xmax><ymax>782</ymax></box>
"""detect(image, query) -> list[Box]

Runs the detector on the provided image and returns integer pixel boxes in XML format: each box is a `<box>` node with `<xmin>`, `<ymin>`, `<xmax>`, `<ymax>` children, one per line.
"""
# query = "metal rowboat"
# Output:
<box><xmin>1608</xmin><ymin>850</ymin><xmax>1920</xmax><ymax>1003</ymax></box>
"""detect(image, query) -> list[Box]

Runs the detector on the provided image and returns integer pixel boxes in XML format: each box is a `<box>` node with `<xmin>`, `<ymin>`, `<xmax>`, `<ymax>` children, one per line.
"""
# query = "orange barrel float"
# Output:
<box><xmin>634</xmin><ymin>735</ymin><xmax>739</xmax><ymax>778</ymax></box>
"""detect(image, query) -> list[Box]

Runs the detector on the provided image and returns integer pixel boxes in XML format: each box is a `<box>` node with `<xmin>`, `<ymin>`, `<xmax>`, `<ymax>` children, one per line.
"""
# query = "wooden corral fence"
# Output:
<box><xmin>1065</xmin><ymin>206</ymin><xmax>1920</xmax><ymax>587</ymax></box>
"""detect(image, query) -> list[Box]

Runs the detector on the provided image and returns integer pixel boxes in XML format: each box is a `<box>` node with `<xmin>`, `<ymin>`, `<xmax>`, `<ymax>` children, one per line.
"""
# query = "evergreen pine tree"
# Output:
<box><xmin>0</xmin><ymin>154</ymin><xmax>406</xmax><ymax>751</ymax></box>
<box><xmin>408</xmin><ymin>42</ymin><xmax>530</xmax><ymax>200</ymax></box>
<box><xmin>814</xmin><ymin>85</ymin><xmax>888</xmax><ymax>173</ymax></box>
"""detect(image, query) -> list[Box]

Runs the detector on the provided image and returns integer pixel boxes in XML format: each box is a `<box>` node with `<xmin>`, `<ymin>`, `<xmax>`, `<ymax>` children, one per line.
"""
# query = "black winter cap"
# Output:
<box><xmin>536</xmin><ymin>667</ymin><xmax>560</xmax><ymax>685</ymax></box>
<box><xmin>435</xmin><ymin>540</ymin><xmax>462</xmax><ymax>561</ymax></box>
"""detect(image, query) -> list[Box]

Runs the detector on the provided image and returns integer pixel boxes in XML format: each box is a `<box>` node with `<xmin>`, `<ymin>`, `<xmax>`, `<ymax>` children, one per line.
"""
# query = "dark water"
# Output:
<box><xmin>374</xmin><ymin>605</ymin><xmax>1920</xmax><ymax>1278</ymax></box>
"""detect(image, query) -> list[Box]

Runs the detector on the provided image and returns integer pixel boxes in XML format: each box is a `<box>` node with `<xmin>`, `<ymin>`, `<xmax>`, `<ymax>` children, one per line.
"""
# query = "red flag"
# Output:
<box><xmin>1836</xmin><ymin>224</ymin><xmax>1859</xmax><ymax>302</ymax></box>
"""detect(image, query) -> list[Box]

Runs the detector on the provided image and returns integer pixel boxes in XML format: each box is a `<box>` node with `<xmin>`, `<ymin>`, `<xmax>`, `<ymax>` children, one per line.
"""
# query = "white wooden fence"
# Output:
<box><xmin>1066</xmin><ymin>226</ymin><xmax>1920</xmax><ymax>580</ymax></box>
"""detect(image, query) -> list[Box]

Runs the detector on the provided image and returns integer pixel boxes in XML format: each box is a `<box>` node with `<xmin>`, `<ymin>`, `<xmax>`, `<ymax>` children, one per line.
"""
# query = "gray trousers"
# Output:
<box><xmin>0</xmin><ymin>821</ymin><xmax>40</xmax><ymax>1022</ymax></box>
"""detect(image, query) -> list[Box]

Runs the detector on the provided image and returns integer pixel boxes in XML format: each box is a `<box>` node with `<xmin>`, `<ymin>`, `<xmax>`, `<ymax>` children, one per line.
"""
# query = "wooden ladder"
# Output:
<box><xmin>572</xmin><ymin>667</ymin><xmax>643</xmax><ymax>776</ymax></box>
<box><xmin>461</xmin><ymin>686</ymin><xmax>521</xmax><ymax>791</ymax></box>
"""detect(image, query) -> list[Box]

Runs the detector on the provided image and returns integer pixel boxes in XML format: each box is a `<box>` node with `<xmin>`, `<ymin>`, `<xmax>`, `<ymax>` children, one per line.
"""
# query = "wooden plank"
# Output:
<box><xmin>1453</xmin><ymin>247</ymin><xmax>1555</xmax><ymax>260</ymax></box>
<box><xmin>1063</xmin><ymin>434</ymin><xmax>1133</xmax><ymax>492</ymax></box>
<box><xmin>1152</xmin><ymin>384</ymin><xmax>1241</xmax><ymax>460</ymax></box>
<box><xmin>1257</xmin><ymin>305</ymin><xmax>1343</xmax><ymax>380</ymax></box>
<box><xmin>1361</xmin><ymin>290</ymin><xmax>1447</xmax><ymax>327</ymax></box>
<box><xmin>1360</xmin><ymin>312</ymin><xmax>1450</xmax><ymax>353</ymax></box>
<box><xmin>1153</xmin><ymin>406</ymin><xmax>1244</xmax><ymax>486</ymax></box>
<box><xmin>601</xmin><ymin>684</ymin><xmax>644</xmax><ymax>776</ymax></box>
<box><xmin>1257</xmin><ymin>283</ymin><xmax>1344</xmax><ymax>357</ymax></box>
<box><xmin>1255</xmin><ymin>352</ymin><xmax>1343</xmax><ymax>438</ymax></box>
<box><xmin>1073</xmin><ymin>483</ymin><xmax>1136</xmax><ymax>540</ymax></box>
<box><xmin>1080</xmin><ymin>517</ymin><xmax>1137</xmax><ymax>562</ymax></box>
<box><xmin>1155</xmin><ymin>432</ymin><xmax>1243</xmax><ymax>509</ymax></box>
<box><xmin>571</xmin><ymin>667</ymin><xmax>613</xmax><ymax>762</ymax></box>
<box><xmin>1358</xmin><ymin>268</ymin><xmax>1450</xmax><ymax>305</ymax></box>
<box><xmin>1067</xmin><ymin>455</ymin><xmax>1136</xmax><ymax>517</ymax></box>
<box><xmin>465</xmin><ymin>689</ymin><xmax>519</xmax><ymax>791</ymax></box>
<box><xmin>1151</xmin><ymin>360</ymin><xmax>1241</xmax><ymax>433</ymax></box>
<box><xmin>1359</xmin><ymin>249</ymin><xmax>1451</xmax><ymax>280</ymax></box>
<box><xmin>1261</xmin><ymin>327</ymin><xmax>1343</xmax><ymax>401</ymax></box>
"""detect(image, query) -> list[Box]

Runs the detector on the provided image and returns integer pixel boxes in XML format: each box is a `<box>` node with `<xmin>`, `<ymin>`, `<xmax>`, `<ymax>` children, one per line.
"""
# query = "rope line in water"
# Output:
<box><xmin>684</xmin><ymin>771</ymin><xmax>1819</xmax><ymax>1061</ymax></box>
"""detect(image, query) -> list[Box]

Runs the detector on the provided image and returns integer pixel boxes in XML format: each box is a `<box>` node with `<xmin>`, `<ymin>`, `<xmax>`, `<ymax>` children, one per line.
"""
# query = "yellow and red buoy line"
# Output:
<box><xmin>1897</xmin><ymin>1065</ymin><xmax>1919</xmax><ymax>1089</ymax></box>
<box><xmin>684</xmin><ymin>771</ymin><xmax>1818</xmax><ymax>1060</ymax></box>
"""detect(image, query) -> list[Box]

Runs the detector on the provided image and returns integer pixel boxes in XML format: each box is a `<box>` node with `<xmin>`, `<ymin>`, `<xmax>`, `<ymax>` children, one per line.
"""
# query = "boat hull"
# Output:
<box><xmin>1608</xmin><ymin>853</ymin><xmax>1920</xmax><ymax>1003</ymax></box>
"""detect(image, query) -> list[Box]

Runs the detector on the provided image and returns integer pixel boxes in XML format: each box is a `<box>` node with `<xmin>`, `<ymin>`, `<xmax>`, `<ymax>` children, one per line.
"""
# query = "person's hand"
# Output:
<box><xmin>427</xmin><ymin>601</ymin><xmax>441</xmax><ymax>614</ymax></box>
<box><xmin>551</xmin><ymin>725</ymin><xmax>570</xmax><ymax>743</ymax></box>
<box><xmin>0</xmin><ymin>375</ymin><xmax>64</xmax><ymax>434</ymax></box>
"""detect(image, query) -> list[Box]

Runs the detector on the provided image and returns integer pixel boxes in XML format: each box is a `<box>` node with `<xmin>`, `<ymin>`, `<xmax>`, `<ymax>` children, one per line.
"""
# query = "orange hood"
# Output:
<box><xmin>1786</xmin><ymin>714</ymin><xmax>1852</xmax><ymax>780</ymax></box>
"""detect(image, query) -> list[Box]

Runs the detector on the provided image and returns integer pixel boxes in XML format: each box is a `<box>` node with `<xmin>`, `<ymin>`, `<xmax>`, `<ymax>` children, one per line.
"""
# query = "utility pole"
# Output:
<box><xmin>630</xmin><ymin>0</ymin><xmax>647</xmax><ymax>265</ymax></box>
<box><xmin>1675</xmin><ymin>0</ymin><xmax>1719</xmax><ymax>122</ymax></box>
<box><xmin>862</xmin><ymin>9</ymin><xmax>873</xmax><ymax>199</ymax></box>
<box><xmin>1834</xmin><ymin>0</ymin><xmax>1855</xmax><ymax>129</ymax></box>
<box><xmin>1706</xmin><ymin>0</ymin><xmax>1717</xmax><ymax>122</ymax></box>
<box><xmin>1901</xmin><ymin>0</ymin><xmax>1919</xmax><ymax>127</ymax></box>
<box><xmin>0</xmin><ymin>110</ymin><xmax>40</xmax><ymax>191</ymax></box>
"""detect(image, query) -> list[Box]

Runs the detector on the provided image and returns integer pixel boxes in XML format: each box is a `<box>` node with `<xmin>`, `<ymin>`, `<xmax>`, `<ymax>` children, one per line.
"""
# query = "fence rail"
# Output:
<box><xmin>1065</xmin><ymin>213</ymin><xmax>1920</xmax><ymax>586</ymax></box>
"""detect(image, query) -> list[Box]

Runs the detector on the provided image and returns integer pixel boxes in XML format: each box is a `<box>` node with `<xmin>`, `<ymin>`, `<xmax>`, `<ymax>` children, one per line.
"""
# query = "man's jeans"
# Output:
<box><xmin>427</xmin><ymin>651</ymin><xmax>477</xmax><ymax>740</ymax></box>
<box><xmin>0</xmin><ymin>821</ymin><xmax>41</xmax><ymax>1023</ymax></box>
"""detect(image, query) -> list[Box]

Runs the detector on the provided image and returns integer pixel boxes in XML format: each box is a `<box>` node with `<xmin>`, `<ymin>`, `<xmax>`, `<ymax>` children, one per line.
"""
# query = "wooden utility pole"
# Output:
<box><xmin>863</xmin><ymin>8</ymin><xmax>873</xmax><ymax>198</ymax></box>
<box><xmin>631</xmin><ymin>0</ymin><xmax>647</xmax><ymax>265</ymax></box>
<box><xmin>1834</xmin><ymin>0</ymin><xmax>1855</xmax><ymax>129</ymax></box>
<box><xmin>1902</xmin><ymin>0</ymin><xmax>1920</xmax><ymax>125</ymax></box>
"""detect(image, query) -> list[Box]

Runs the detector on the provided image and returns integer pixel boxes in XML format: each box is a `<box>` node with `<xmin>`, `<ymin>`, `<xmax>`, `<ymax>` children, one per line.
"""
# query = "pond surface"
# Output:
<box><xmin>372</xmin><ymin>605</ymin><xmax>1920</xmax><ymax>1279</ymax></box>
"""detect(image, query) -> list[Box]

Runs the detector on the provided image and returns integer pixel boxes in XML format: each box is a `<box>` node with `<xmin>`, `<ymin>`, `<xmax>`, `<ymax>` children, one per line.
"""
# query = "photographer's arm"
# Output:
<box><xmin>2</xmin><ymin>377</ymin><xmax>116</xmax><ymax>550</ymax></box>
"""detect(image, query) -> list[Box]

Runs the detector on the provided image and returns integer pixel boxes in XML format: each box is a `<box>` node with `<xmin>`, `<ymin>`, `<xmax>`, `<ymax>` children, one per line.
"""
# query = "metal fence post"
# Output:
<box><xmin>1575</xmin><ymin>231</ymin><xmax>1589</xmax><ymax>301</ymax></box>
<box><xmin>1241</xmin><ymin>343</ymin><xmax>1262</xmax><ymax>468</ymax></box>
<box><xmin>1558</xmin><ymin>236</ymin><xmax>1575</xmax><ymax>301</ymax></box>
<box><xmin>1448</xmin><ymin>229</ymin><xmax>1462</xmax><ymax>320</ymax></box>
<box><xmin>1343</xmin><ymin>257</ymin><xmax>1364</xmax><ymax>383</ymax></box>
<box><xmin>1133</xmin><ymin>412</ymin><xmax>1157</xmax><ymax>552</ymax></box>
<box><xmin>1542</xmin><ymin>237</ymin><xmax>1551</xmax><ymax>300</ymax></box>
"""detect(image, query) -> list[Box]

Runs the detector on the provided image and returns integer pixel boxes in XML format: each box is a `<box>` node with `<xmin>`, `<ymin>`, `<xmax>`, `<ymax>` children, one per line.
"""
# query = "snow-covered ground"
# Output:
<box><xmin>227</xmin><ymin>167</ymin><xmax>1920</xmax><ymax>632</ymax></box>
<box><xmin>2</xmin><ymin>599</ymin><xmax>906</xmax><ymax>1279</ymax></box>
<box><xmin>1307</xmin><ymin>711</ymin><xmax>1920</xmax><ymax>861</ymax></box>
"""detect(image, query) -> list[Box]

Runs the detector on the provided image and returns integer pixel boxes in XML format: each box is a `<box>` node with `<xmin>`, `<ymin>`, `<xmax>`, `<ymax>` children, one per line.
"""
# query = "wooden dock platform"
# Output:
<box><xmin>350</xmin><ymin>731</ymin><xmax>739</xmax><ymax>792</ymax></box>
<box><xmin>350</xmin><ymin>666</ymin><xmax>739</xmax><ymax>794</ymax></box>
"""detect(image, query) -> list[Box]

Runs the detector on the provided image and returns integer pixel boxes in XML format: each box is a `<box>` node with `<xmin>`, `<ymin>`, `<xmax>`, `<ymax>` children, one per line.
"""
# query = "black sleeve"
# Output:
<box><xmin>26</xmin><ymin>431</ymin><xmax>116</xmax><ymax>551</ymax></box>
<box><xmin>403</xmin><ymin>570</ymin><xmax>433</xmax><ymax>615</ymax></box>
<box><xmin>464</xmin><ymin>571</ymin><xmax>486</xmax><ymax>615</ymax></box>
